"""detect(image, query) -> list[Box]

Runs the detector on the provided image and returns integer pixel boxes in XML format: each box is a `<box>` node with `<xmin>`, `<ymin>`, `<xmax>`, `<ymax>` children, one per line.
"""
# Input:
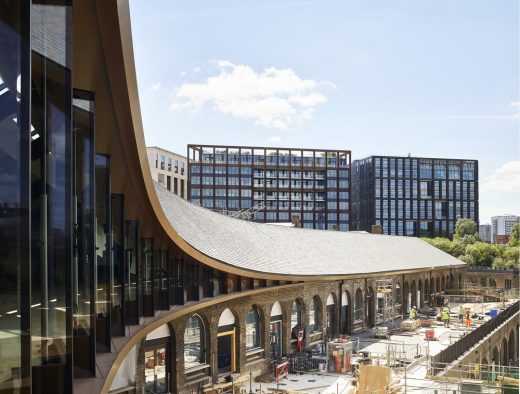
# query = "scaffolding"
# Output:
<box><xmin>376</xmin><ymin>278</ymin><xmax>397</xmax><ymax>328</ymax></box>
<box><xmin>229</xmin><ymin>201</ymin><xmax>265</xmax><ymax>221</ymax></box>
<box><xmin>192</xmin><ymin>201</ymin><xmax>265</xmax><ymax>221</ymax></box>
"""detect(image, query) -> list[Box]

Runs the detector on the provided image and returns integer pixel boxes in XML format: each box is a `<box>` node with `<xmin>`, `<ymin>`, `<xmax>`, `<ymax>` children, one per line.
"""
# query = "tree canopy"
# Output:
<box><xmin>509</xmin><ymin>223</ymin><xmax>520</xmax><ymax>247</ymax></box>
<box><xmin>454</xmin><ymin>218</ymin><xmax>478</xmax><ymax>240</ymax></box>
<box><xmin>422</xmin><ymin>219</ymin><xmax>519</xmax><ymax>270</ymax></box>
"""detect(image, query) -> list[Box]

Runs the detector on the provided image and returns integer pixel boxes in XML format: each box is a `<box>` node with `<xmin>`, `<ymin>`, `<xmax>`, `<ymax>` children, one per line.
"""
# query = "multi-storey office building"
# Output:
<box><xmin>187</xmin><ymin>145</ymin><xmax>351</xmax><ymax>230</ymax></box>
<box><xmin>491</xmin><ymin>215</ymin><xmax>519</xmax><ymax>243</ymax></box>
<box><xmin>146</xmin><ymin>146</ymin><xmax>188</xmax><ymax>199</ymax></box>
<box><xmin>0</xmin><ymin>2</ymin><xmax>478</xmax><ymax>394</ymax></box>
<box><xmin>479</xmin><ymin>224</ymin><xmax>492</xmax><ymax>243</ymax></box>
<box><xmin>352</xmin><ymin>156</ymin><xmax>479</xmax><ymax>237</ymax></box>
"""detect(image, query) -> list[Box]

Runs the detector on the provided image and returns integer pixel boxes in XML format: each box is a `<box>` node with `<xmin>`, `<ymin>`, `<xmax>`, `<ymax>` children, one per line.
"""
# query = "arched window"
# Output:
<box><xmin>308</xmin><ymin>296</ymin><xmax>319</xmax><ymax>332</ymax></box>
<box><xmin>340</xmin><ymin>291</ymin><xmax>350</xmax><ymax>334</ymax></box>
<box><xmin>217</xmin><ymin>308</ymin><xmax>236</xmax><ymax>374</ymax></box>
<box><xmin>411</xmin><ymin>281</ymin><xmax>417</xmax><ymax>308</ymax></box>
<box><xmin>354</xmin><ymin>289</ymin><xmax>363</xmax><ymax>321</ymax></box>
<box><xmin>326</xmin><ymin>293</ymin><xmax>335</xmax><ymax>336</ymax></box>
<box><xmin>270</xmin><ymin>302</ymin><xmax>283</xmax><ymax>358</ymax></box>
<box><xmin>395</xmin><ymin>283</ymin><xmax>402</xmax><ymax>306</ymax></box>
<box><xmin>246</xmin><ymin>307</ymin><xmax>261</xmax><ymax>351</ymax></box>
<box><xmin>291</xmin><ymin>300</ymin><xmax>301</xmax><ymax>333</ymax></box>
<box><xmin>184</xmin><ymin>314</ymin><xmax>205</xmax><ymax>369</ymax></box>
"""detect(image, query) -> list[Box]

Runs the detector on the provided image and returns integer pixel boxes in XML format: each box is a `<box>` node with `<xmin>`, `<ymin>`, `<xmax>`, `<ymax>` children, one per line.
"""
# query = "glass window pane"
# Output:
<box><xmin>145</xmin><ymin>350</ymin><xmax>155</xmax><ymax>391</ymax></box>
<box><xmin>185</xmin><ymin>314</ymin><xmax>205</xmax><ymax>369</ymax></box>
<box><xmin>31</xmin><ymin>2</ymin><xmax>74</xmax><ymax>390</ymax></box>
<box><xmin>291</xmin><ymin>300</ymin><xmax>300</xmax><ymax>331</ymax></box>
<box><xmin>246</xmin><ymin>308</ymin><xmax>260</xmax><ymax>350</ymax></box>
<box><xmin>95</xmin><ymin>154</ymin><xmax>111</xmax><ymax>351</ymax></box>
<box><xmin>0</xmin><ymin>1</ymin><xmax>31</xmax><ymax>388</ymax></box>
<box><xmin>73</xmin><ymin>92</ymin><xmax>96</xmax><ymax>376</ymax></box>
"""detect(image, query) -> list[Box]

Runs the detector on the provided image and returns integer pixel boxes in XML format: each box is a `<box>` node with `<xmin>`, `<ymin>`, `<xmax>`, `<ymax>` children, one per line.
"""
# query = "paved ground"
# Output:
<box><xmin>249</xmin><ymin>301</ymin><xmax>507</xmax><ymax>393</ymax></box>
<box><xmin>251</xmin><ymin>374</ymin><xmax>351</xmax><ymax>394</ymax></box>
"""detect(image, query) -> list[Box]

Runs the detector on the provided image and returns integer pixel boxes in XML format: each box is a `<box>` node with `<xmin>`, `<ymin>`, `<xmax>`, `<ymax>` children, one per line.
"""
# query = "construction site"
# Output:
<box><xmin>239</xmin><ymin>283</ymin><xmax>520</xmax><ymax>394</ymax></box>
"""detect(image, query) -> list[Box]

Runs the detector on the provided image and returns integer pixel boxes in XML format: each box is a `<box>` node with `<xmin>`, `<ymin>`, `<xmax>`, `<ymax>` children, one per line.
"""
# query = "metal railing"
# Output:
<box><xmin>430</xmin><ymin>301</ymin><xmax>519</xmax><ymax>375</ymax></box>
<box><xmin>287</xmin><ymin>353</ymin><xmax>328</xmax><ymax>374</ymax></box>
<box><xmin>503</xmin><ymin>287</ymin><xmax>520</xmax><ymax>299</ymax></box>
<box><xmin>467</xmin><ymin>267</ymin><xmax>519</xmax><ymax>274</ymax></box>
<box><xmin>353</xmin><ymin>338</ymin><xmax>423</xmax><ymax>364</ymax></box>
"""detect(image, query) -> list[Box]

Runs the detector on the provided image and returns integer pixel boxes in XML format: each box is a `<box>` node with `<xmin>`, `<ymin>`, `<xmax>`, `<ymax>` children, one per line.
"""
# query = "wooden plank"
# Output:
<box><xmin>357</xmin><ymin>364</ymin><xmax>391</xmax><ymax>394</ymax></box>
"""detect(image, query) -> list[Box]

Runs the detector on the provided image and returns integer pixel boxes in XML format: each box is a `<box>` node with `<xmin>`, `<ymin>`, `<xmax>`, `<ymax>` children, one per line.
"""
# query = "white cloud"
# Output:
<box><xmin>510</xmin><ymin>101</ymin><xmax>520</xmax><ymax>108</ymax></box>
<box><xmin>267</xmin><ymin>135</ymin><xmax>282</xmax><ymax>143</ymax></box>
<box><xmin>289</xmin><ymin>93</ymin><xmax>327</xmax><ymax>107</ymax></box>
<box><xmin>170</xmin><ymin>60</ymin><xmax>334</xmax><ymax>129</ymax></box>
<box><xmin>149</xmin><ymin>82</ymin><xmax>162</xmax><ymax>92</ymax></box>
<box><xmin>481</xmin><ymin>161</ymin><xmax>520</xmax><ymax>193</ymax></box>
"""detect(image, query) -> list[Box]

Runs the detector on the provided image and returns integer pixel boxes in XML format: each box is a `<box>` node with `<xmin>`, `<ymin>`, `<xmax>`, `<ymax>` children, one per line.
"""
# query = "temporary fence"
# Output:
<box><xmin>426</xmin><ymin>361</ymin><xmax>519</xmax><ymax>382</ymax></box>
<box><xmin>358</xmin><ymin>362</ymin><xmax>518</xmax><ymax>394</ymax></box>
<box><xmin>287</xmin><ymin>352</ymin><xmax>328</xmax><ymax>374</ymax></box>
<box><xmin>286</xmin><ymin>337</ymin><xmax>424</xmax><ymax>375</ymax></box>
<box><xmin>368</xmin><ymin>377</ymin><xmax>518</xmax><ymax>393</ymax></box>
<box><xmin>354</xmin><ymin>338</ymin><xmax>424</xmax><ymax>365</ymax></box>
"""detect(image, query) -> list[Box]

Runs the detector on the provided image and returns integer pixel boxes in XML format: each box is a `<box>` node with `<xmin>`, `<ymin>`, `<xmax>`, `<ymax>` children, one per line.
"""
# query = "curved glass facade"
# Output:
<box><xmin>0</xmin><ymin>0</ymin><xmax>31</xmax><ymax>391</ymax></box>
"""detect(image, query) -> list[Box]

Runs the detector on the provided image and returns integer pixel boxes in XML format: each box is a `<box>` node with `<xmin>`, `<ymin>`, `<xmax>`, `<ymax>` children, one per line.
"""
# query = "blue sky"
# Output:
<box><xmin>129</xmin><ymin>0</ymin><xmax>519</xmax><ymax>224</ymax></box>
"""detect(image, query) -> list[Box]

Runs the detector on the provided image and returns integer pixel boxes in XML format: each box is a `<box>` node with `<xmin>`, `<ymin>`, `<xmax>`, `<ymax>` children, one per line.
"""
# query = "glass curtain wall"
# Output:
<box><xmin>169</xmin><ymin>256</ymin><xmax>184</xmax><ymax>306</ymax></box>
<box><xmin>152</xmin><ymin>249</ymin><xmax>162</xmax><ymax>312</ymax></box>
<box><xmin>30</xmin><ymin>0</ymin><xmax>73</xmax><ymax>392</ymax></box>
<box><xmin>111</xmin><ymin>194</ymin><xmax>125</xmax><ymax>336</ymax></box>
<box><xmin>142</xmin><ymin>238</ymin><xmax>155</xmax><ymax>316</ymax></box>
<box><xmin>0</xmin><ymin>0</ymin><xmax>31</xmax><ymax>391</ymax></box>
<box><xmin>72</xmin><ymin>90</ymin><xmax>95</xmax><ymax>377</ymax></box>
<box><xmin>158</xmin><ymin>250</ymin><xmax>170</xmax><ymax>310</ymax></box>
<box><xmin>125</xmin><ymin>220</ymin><xmax>140</xmax><ymax>325</ymax></box>
<box><xmin>95</xmin><ymin>154</ymin><xmax>111</xmax><ymax>352</ymax></box>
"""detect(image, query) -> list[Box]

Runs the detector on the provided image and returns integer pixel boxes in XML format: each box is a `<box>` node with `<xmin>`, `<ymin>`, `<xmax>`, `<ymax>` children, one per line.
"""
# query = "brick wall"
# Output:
<box><xmin>129</xmin><ymin>268</ymin><xmax>465</xmax><ymax>393</ymax></box>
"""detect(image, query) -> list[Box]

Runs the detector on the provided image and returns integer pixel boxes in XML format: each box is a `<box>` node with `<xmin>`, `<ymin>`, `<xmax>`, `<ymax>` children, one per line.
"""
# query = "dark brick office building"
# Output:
<box><xmin>187</xmin><ymin>145</ymin><xmax>351</xmax><ymax>230</ymax></box>
<box><xmin>352</xmin><ymin>156</ymin><xmax>478</xmax><ymax>237</ymax></box>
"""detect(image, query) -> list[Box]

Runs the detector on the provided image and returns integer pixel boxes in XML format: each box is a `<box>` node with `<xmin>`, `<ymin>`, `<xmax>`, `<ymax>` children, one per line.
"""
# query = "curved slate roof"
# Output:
<box><xmin>155</xmin><ymin>183</ymin><xmax>465</xmax><ymax>276</ymax></box>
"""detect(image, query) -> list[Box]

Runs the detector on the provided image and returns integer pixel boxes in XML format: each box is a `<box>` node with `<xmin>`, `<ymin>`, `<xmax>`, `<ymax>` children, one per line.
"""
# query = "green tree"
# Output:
<box><xmin>422</xmin><ymin>237</ymin><xmax>465</xmax><ymax>258</ymax></box>
<box><xmin>454</xmin><ymin>218</ymin><xmax>478</xmax><ymax>240</ymax></box>
<box><xmin>449</xmin><ymin>240</ymin><xmax>466</xmax><ymax>258</ymax></box>
<box><xmin>509</xmin><ymin>223</ymin><xmax>520</xmax><ymax>247</ymax></box>
<box><xmin>464</xmin><ymin>242</ymin><xmax>500</xmax><ymax>267</ymax></box>
<box><xmin>503</xmin><ymin>246</ymin><xmax>520</xmax><ymax>269</ymax></box>
<box><xmin>492</xmin><ymin>257</ymin><xmax>507</xmax><ymax>269</ymax></box>
<box><xmin>459</xmin><ymin>254</ymin><xmax>475</xmax><ymax>265</ymax></box>
<box><xmin>459</xmin><ymin>234</ymin><xmax>479</xmax><ymax>246</ymax></box>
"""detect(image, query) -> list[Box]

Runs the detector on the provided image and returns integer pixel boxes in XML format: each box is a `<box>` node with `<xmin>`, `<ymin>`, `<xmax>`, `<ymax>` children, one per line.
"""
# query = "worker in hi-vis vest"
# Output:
<box><xmin>409</xmin><ymin>306</ymin><xmax>417</xmax><ymax>320</ymax></box>
<box><xmin>441</xmin><ymin>307</ymin><xmax>450</xmax><ymax>328</ymax></box>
